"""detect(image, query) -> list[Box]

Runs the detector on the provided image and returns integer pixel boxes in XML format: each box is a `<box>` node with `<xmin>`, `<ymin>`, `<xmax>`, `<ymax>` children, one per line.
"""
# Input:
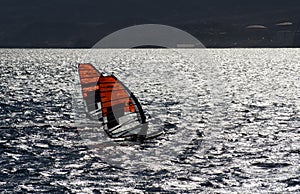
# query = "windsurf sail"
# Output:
<box><xmin>78</xmin><ymin>63</ymin><xmax>148</xmax><ymax>140</ymax></box>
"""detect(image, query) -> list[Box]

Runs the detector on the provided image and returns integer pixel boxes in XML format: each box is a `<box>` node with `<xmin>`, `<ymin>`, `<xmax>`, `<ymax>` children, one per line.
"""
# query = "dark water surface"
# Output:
<box><xmin>0</xmin><ymin>49</ymin><xmax>299</xmax><ymax>193</ymax></box>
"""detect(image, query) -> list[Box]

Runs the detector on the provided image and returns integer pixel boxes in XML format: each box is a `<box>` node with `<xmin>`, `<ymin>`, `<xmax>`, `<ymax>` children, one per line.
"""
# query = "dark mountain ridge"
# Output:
<box><xmin>0</xmin><ymin>0</ymin><xmax>299</xmax><ymax>47</ymax></box>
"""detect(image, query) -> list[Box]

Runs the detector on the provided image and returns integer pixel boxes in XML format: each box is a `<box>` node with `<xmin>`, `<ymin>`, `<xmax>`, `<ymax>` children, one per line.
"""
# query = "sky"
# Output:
<box><xmin>0</xmin><ymin>0</ymin><xmax>299</xmax><ymax>47</ymax></box>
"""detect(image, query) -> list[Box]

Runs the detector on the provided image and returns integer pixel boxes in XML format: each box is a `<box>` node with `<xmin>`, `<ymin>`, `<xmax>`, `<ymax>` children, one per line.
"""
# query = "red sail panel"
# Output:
<box><xmin>98</xmin><ymin>76</ymin><xmax>136</xmax><ymax>117</ymax></box>
<box><xmin>78</xmin><ymin>63</ymin><xmax>101</xmax><ymax>99</ymax></box>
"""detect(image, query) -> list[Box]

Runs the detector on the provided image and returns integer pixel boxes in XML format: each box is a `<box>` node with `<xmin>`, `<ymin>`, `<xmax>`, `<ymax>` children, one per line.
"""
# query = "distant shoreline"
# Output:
<box><xmin>0</xmin><ymin>46</ymin><xmax>299</xmax><ymax>49</ymax></box>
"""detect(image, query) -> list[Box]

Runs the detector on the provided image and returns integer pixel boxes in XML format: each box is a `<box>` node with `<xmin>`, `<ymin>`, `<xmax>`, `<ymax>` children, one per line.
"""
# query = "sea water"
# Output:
<box><xmin>0</xmin><ymin>48</ymin><xmax>299</xmax><ymax>193</ymax></box>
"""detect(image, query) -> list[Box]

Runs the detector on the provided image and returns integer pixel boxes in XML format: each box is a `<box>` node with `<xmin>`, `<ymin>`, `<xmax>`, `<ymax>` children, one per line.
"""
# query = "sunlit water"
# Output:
<box><xmin>0</xmin><ymin>49</ymin><xmax>299</xmax><ymax>193</ymax></box>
